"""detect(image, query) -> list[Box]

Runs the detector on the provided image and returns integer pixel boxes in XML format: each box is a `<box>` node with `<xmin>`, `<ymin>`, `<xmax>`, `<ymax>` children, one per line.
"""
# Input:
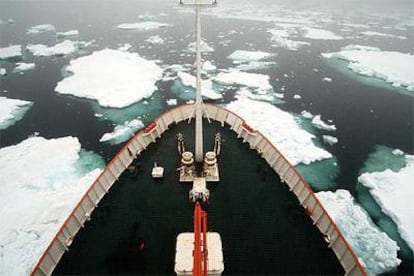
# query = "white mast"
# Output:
<box><xmin>180</xmin><ymin>0</ymin><xmax>217</xmax><ymax>162</ymax></box>
<box><xmin>195</xmin><ymin>3</ymin><xmax>203</xmax><ymax>162</ymax></box>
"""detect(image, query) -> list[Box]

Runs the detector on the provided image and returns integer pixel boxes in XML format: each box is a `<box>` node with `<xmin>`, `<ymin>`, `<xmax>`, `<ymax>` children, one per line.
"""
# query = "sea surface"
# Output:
<box><xmin>1</xmin><ymin>0</ymin><xmax>413</xmax><ymax>274</ymax></box>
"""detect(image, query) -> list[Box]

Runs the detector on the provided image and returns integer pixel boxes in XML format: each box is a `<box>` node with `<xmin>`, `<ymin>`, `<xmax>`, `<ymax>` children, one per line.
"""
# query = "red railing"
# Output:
<box><xmin>31</xmin><ymin>104</ymin><xmax>366</xmax><ymax>276</ymax></box>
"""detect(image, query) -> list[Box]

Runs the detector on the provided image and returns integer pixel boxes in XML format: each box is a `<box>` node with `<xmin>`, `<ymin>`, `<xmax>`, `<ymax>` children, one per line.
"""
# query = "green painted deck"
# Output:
<box><xmin>54</xmin><ymin>120</ymin><xmax>343</xmax><ymax>275</ymax></box>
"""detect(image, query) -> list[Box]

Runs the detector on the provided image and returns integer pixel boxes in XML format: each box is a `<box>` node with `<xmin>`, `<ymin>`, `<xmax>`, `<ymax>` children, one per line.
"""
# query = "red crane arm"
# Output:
<box><xmin>193</xmin><ymin>202</ymin><xmax>208</xmax><ymax>276</ymax></box>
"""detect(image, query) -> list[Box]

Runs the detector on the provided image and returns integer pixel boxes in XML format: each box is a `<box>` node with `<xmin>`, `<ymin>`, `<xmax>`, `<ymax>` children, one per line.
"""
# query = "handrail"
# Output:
<box><xmin>30</xmin><ymin>104</ymin><xmax>366</xmax><ymax>276</ymax></box>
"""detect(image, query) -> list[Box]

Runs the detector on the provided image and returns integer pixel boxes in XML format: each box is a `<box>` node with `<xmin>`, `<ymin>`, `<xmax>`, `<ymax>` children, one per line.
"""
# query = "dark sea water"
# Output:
<box><xmin>1</xmin><ymin>0</ymin><xmax>413</xmax><ymax>274</ymax></box>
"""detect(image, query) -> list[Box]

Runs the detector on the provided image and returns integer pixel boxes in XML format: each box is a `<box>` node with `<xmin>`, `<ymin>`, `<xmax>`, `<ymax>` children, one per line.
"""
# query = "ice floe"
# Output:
<box><xmin>293</xmin><ymin>94</ymin><xmax>301</xmax><ymax>99</ymax></box>
<box><xmin>268</xmin><ymin>29</ymin><xmax>310</xmax><ymax>51</ymax></box>
<box><xmin>26</xmin><ymin>24</ymin><xmax>55</xmax><ymax>34</ymax></box>
<box><xmin>0</xmin><ymin>68</ymin><xmax>6</xmax><ymax>76</ymax></box>
<box><xmin>392</xmin><ymin>149</ymin><xmax>404</xmax><ymax>156</ymax></box>
<box><xmin>26</xmin><ymin>40</ymin><xmax>89</xmax><ymax>57</ymax></box>
<box><xmin>57</xmin><ymin>29</ymin><xmax>79</xmax><ymax>37</ymax></box>
<box><xmin>227</xmin><ymin>97</ymin><xmax>332</xmax><ymax>165</ymax></box>
<box><xmin>100</xmin><ymin>119</ymin><xmax>144</xmax><ymax>145</ymax></box>
<box><xmin>360</xmin><ymin>31</ymin><xmax>406</xmax><ymax>40</ymax></box>
<box><xmin>0</xmin><ymin>45</ymin><xmax>22</xmax><ymax>60</ymax></box>
<box><xmin>312</xmin><ymin>115</ymin><xmax>336</xmax><ymax>131</ymax></box>
<box><xmin>202</xmin><ymin>61</ymin><xmax>217</xmax><ymax>72</ymax></box>
<box><xmin>301</xmin><ymin>110</ymin><xmax>314</xmax><ymax>119</ymax></box>
<box><xmin>227</xmin><ymin>50</ymin><xmax>274</xmax><ymax>63</ymax></box>
<box><xmin>146</xmin><ymin>35</ymin><xmax>165</xmax><ymax>44</ymax></box>
<box><xmin>322</xmin><ymin>135</ymin><xmax>338</xmax><ymax>145</ymax></box>
<box><xmin>214</xmin><ymin>70</ymin><xmax>272</xmax><ymax>93</ymax></box>
<box><xmin>14</xmin><ymin>62</ymin><xmax>35</xmax><ymax>72</ymax></box>
<box><xmin>186</xmin><ymin>40</ymin><xmax>214</xmax><ymax>53</ymax></box>
<box><xmin>303</xmin><ymin>28</ymin><xmax>343</xmax><ymax>40</ymax></box>
<box><xmin>322</xmin><ymin>77</ymin><xmax>332</xmax><ymax>82</ymax></box>
<box><xmin>117</xmin><ymin>43</ymin><xmax>132</xmax><ymax>52</ymax></box>
<box><xmin>117</xmin><ymin>21</ymin><xmax>170</xmax><ymax>30</ymax></box>
<box><xmin>358</xmin><ymin>155</ymin><xmax>414</xmax><ymax>252</ymax></box>
<box><xmin>177</xmin><ymin>71</ymin><xmax>222</xmax><ymax>100</ymax></box>
<box><xmin>203</xmin><ymin>2</ymin><xmax>313</xmax><ymax>25</ymax></box>
<box><xmin>0</xmin><ymin>136</ymin><xmax>104</xmax><ymax>275</ymax></box>
<box><xmin>316</xmin><ymin>190</ymin><xmax>401</xmax><ymax>274</ymax></box>
<box><xmin>0</xmin><ymin>96</ymin><xmax>33</xmax><ymax>130</ymax></box>
<box><xmin>322</xmin><ymin>50</ymin><xmax>414</xmax><ymax>92</ymax></box>
<box><xmin>235</xmin><ymin>61</ymin><xmax>277</xmax><ymax>72</ymax></box>
<box><xmin>55</xmin><ymin>49</ymin><xmax>163</xmax><ymax>108</ymax></box>
<box><xmin>234</xmin><ymin>87</ymin><xmax>276</xmax><ymax>103</ymax></box>
<box><xmin>340</xmin><ymin>44</ymin><xmax>380</xmax><ymax>52</ymax></box>
<box><xmin>227</xmin><ymin>50</ymin><xmax>277</xmax><ymax>71</ymax></box>
<box><xmin>166</xmin><ymin>99</ymin><xmax>178</xmax><ymax>106</ymax></box>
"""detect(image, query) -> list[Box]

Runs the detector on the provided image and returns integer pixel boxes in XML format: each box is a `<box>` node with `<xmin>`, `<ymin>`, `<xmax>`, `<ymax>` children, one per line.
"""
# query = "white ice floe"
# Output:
<box><xmin>146</xmin><ymin>35</ymin><xmax>165</xmax><ymax>44</ymax></box>
<box><xmin>227</xmin><ymin>50</ymin><xmax>274</xmax><ymax>63</ymax></box>
<box><xmin>358</xmin><ymin>155</ymin><xmax>414</xmax><ymax>252</ymax></box>
<box><xmin>186</xmin><ymin>40</ymin><xmax>214</xmax><ymax>53</ymax></box>
<box><xmin>312</xmin><ymin>115</ymin><xmax>336</xmax><ymax>131</ymax></box>
<box><xmin>202</xmin><ymin>61</ymin><xmax>217</xmax><ymax>72</ymax></box>
<box><xmin>227</xmin><ymin>97</ymin><xmax>332</xmax><ymax>165</ymax></box>
<box><xmin>57</xmin><ymin>30</ymin><xmax>79</xmax><ymax>37</ymax></box>
<box><xmin>316</xmin><ymin>190</ymin><xmax>401</xmax><ymax>275</ymax></box>
<box><xmin>271</xmin><ymin>35</ymin><xmax>310</xmax><ymax>51</ymax></box>
<box><xmin>303</xmin><ymin>28</ymin><xmax>343</xmax><ymax>40</ymax></box>
<box><xmin>26</xmin><ymin>24</ymin><xmax>55</xmax><ymax>34</ymax></box>
<box><xmin>0</xmin><ymin>45</ymin><xmax>22</xmax><ymax>60</ymax></box>
<box><xmin>322</xmin><ymin>135</ymin><xmax>338</xmax><ymax>145</ymax></box>
<box><xmin>117</xmin><ymin>21</ymin><xmax>171</xmax><ymax>30</ymax></box>
<box><xmin>117</xmin><ymin>43</ymin><xmax>132</xmax><ymax>52</ymax></box>
<box><xmin>360</xmin><ymin>31</ymin><xmax>406</xmax><ymax>40</ymax></box>
<box><xmin>301</xmin><ymin>110</ymin><xmax>314</xmax><ymax>119</ymax></box>
<box><xmin>14</xmin><ymin>62</ymin><xmax>35</xmax><ymax>72</ymax></box>
<box><xmin>0</xmin><ymin>136</ymin><xmax>103</xmax><ymax>275</ymax></box>
<box><xmin>268</xmin><ymin>29</ymin><xmax>310</xmax><ymax>51</ymax></box>
<box><xmin>27</xmin><ymin>40</ymin><xmax>89</xmax><ymax>57</ymax></box>
<box><xmin>235</xmin><ymin>61</ymin><xmax>277</xmax><ymax>71</ymax></box>
<box><xmin>204</xmin><ymin>2</ymin><xmax>313</xmax><ymax>25</ymax></box>
<box><xmin>392</xmin><ymin>149</ymin><xmax>404</xmax><ymax>156</ymax></box>
<box><xmin>166</xmin><ymin>99</ymin><xmax>178</xmax><ymax>106</ymax></box>
<box><xmin>0</xmin><ymin>68</ymin><xmax>6</xmax><ymax>76</ymax></box>
<box><xmin>214</xmin><ymin>70</ymin><xmax>273</xmax><ymax>93</ymax></box>
<box><xmin>322</xmin><ymin>77</ymin><xmax>332</xmax><ymax>82</ymax></box>
<box><xmin>293</xmin><ymin>94</ymin><xmax>301</xmax><ymax>99</ymax></box>
<box><xmin>177</xmin><ymin>71</ymin><xmax>222</xmax><ymax>100</ymax></box>
<box><xmin>341</xmin><ymin>44</ymin><xmax>380</xmax><ymax>52</ymax></box>
<box><xmin>55</xmin><ymin>49</ymin><xmax>163</xmax><ymax>108</ymax></box>
<box><xmin>322</xmin><ymin>50</ymin><xmax>414</xmax><ymax>92</ymax></box>
<box><xmin>235</xmin><ymin>87</ymin><xmax>275</xmax><ymax>103</ymax></box>
<box><xmin>0</xmin><ymin>96</ymin><xmax>33</xmax><ymax>130</ymax></box>
<box><xmin>227</xmin><ymin>50</ymin><xmax>277</xmax><ymax>71</ymax></box>
<box><xmin>99</xmin><ymin>119</ymin><xmax>144</xmax><ymax>145</ymax></box>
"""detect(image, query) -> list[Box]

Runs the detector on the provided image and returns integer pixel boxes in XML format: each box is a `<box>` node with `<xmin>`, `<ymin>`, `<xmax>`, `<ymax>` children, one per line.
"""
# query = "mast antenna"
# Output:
<box><xmin>179</xmin><ymin>0</ymin><xmax>217</xmax><ymax>163</ymax></box>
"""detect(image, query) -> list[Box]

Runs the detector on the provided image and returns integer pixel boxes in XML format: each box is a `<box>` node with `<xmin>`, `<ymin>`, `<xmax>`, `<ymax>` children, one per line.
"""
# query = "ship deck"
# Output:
<box><xmin>54</xmin><ymin>120</ymin><xmax>343</xmax><ymax>275</ymax></box>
